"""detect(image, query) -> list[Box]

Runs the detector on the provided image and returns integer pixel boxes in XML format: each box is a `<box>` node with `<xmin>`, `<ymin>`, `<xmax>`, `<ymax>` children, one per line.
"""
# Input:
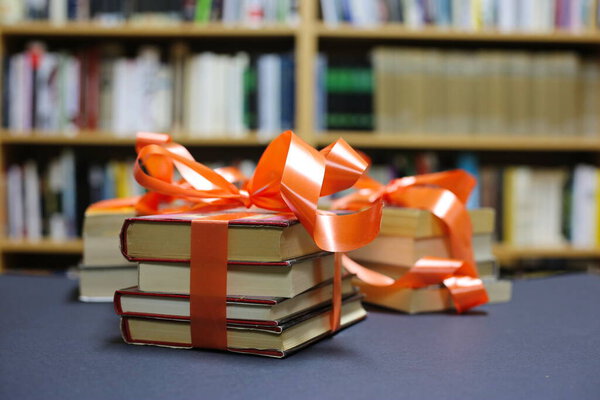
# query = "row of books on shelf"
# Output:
<box><xmin>5</xmin><ymin>155</ymin><xmax>141</xmax><ymax>241</ymax></box>
<box><xmin>5</xmin><ymin>154</ymin><xmax>257</xmax><ymax>241</ymax></box>
<box><xmin>355</xmin><ymin>153</ymin><xmax>600</xmax><ymax>249</ymax></box>
<box><xmin>321</xmin><ymin>0</ymin><xmax>598</xmax><ymax>33</ymax></box>
<box><xmin>7</xmin><ymin>149</ymin><xmax>600</xmax><ymax>250</ymax></box>
<box><xmin>496</xmin><ymin>164</ymin><xmax>600</xmax><ymax>249</ymax></box>
<box><xmin>0</xmin><ymin>0</ymin><xmax>299</xmax><ymax>26</ymax></box>
<box><xmin>315</xmin><ymin>48</ymin><xmax>600</xmax><ymax>136</ymax></box>
<box><xmin>4</xmin><ymin>42</ymin><xmax>294</xmax><ymax>139</ymax></box>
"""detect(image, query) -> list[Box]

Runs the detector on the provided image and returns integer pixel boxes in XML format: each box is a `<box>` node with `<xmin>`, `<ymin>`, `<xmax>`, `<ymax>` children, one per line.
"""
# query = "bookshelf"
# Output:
<box><xmin>1</xmin><ymin>0</ymin><xmax>600</xmax><ymax>272</ymax></box>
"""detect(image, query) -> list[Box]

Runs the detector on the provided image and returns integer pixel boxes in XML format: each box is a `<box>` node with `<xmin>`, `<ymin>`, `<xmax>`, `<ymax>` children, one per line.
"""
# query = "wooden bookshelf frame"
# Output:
<box><xmin>2</xmin><ymin>0</ymin><xmax>600</xmax><ymax>271</ymax></box>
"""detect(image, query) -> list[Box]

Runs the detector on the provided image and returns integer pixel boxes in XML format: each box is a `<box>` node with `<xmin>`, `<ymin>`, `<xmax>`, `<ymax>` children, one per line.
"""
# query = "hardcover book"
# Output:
<box><xmin>79</xmin><ymin>265</ymin><xmax>137</xmax><ymax>302</ymax></box>
<box><xmin>120</xmin><ymin>212</ymin><xmax>321</xmax><ymax>262</ymax></box>
<box><xmin>120</xmin><ymin>295</ymin><xmax>366</xmax><ymax>358</ymax></box>
<box><xmin>349</xmin><ymin>233</ymin><xmax>494</xmax><ymax>268</ymax></box>
<box><xmin>379</xmin><ymin>207</ymin><xmax>495</xmax><ymax>237</ymax></box>
<box><xmin>137</xmin><ymin>252</ymin><xmax>334</xmax><ymax>298</ymax></box>
<box><xmin>114</xmin><ymin>276</ymin><xmax>356</xmax><ymax>324</ymax></box>
<box><xmin>357</xmin><ymin>278</ymin><xmax>512</xmax><ymax>314</ymax></box>
<box><xmin>83</xmin><ymin>207</ymin><xmax>136</xmax><ymax>267</ymax></box>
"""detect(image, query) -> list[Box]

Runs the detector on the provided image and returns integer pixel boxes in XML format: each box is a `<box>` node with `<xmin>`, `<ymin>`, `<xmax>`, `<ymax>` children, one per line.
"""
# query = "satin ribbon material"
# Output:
<box><xmin>334</xmin><ymin>169</ymin><xmax>488</xmax><ymax>313</ymax></box>
<box><xmin>190</xmin><ymin>218</ymin><xmax>228</xmax><ymax>350</ymax></box>
<box><xmin>94</xmin><ymin>130</ymin><xmax>382</xmax><ymax>349</ymax></box>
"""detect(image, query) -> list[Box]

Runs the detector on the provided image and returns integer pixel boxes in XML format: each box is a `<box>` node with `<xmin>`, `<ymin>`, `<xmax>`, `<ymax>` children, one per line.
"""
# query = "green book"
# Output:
<box><xmin>195</xmin><ymin>0</ymin><xmax>213</xmax><ymax>23</ymax></box>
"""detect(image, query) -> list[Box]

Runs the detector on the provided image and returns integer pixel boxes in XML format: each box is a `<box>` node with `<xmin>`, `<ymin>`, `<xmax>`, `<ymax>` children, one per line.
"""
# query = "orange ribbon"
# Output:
<box><xmin>97</xmin><ymin>131</ymin><xmax>382</xmax><ymax>349</ymax></box>
<box><xmin>333</xmin><ymin>170</ymin><xmax>488</xmax><ymax>313</ymax></box>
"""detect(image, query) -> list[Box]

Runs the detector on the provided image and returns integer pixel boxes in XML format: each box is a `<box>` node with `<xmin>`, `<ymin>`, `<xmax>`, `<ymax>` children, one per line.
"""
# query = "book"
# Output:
<box><xmin>120</xmin><ymin>295</ymin><xmax>366</xmax><ymax>358</ymax></box>
<box><xmin>379</xmin><ymin>207</ymin><xmax>495</xmax><ymax>238</ymax></box>
<box><xmin>356</xmin><ymin>259</ymin><xmax>497</xmax><ymax>282</ymax></box>
<box><xmin>83</xmin><ymin>207</ymin><xmax>137</xmax><ymax>267</ymax></box>
<box><xmin>115</xmin><ymin>276</ymin><xmax>356</xmax><ymax>323</ymax></box>
<box><xmin>79</xmin><ymin>265</ymin><xmax>138</xmax><ymax>302</ymax></box>
<box><xmin>357</xmin><ymin>277</ymin><xmax>512</xmax><ymax>314</ymax></box>
<box><xmin>137</xmin><ymin>252</ymin><xmax>335</xmax><ymax>298</ymax></box>
<box><xmin>121</xmin><ymin>212</ymin><xmax>322</xmax><ymax>263</ymax></box>
<box><xmin>349</xmin><ymin>233</ymin><xmax>494</xmax><ymax>268</ymax></box>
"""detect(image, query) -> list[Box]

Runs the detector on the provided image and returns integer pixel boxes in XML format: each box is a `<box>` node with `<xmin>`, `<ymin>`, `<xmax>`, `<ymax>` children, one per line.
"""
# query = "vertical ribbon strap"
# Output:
<box><xmin>189</xmin><ymin>211</ymin><xmax>260</xmax><ymax>349</ymax></box>
<box><xmin>190</xmin><ymin>219</ymin><xmax>229</xmax><ymax>350</ymax></box>
<box><xmin>330</xmin><ymin>253</ymin><xmax>342</xmax><ymax>332</ymax></box>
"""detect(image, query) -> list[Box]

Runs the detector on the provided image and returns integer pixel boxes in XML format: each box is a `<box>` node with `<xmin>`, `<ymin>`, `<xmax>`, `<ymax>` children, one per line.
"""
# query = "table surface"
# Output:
<box><xmin>1</xmin><ymin>273</ymin><xmax>599</xmax><ymax>400</ymax></box>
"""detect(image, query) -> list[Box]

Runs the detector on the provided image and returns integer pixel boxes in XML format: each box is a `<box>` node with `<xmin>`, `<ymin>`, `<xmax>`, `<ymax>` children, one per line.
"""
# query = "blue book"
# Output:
<box><xmin>456</xmin><ymin>152</ymin><xmax>480</xmax><ymax>209</ymax></box>
<box><xmin>280</xmin><ymin>53</ymin><xmax>295</xmax><ymax>131</ymax></box>
<box><xmin>314</xmin><ymin>54</ymin><xmax>327</xmax><ymax>132</ymax></box>
<box><xmin>60</xmin><ymin>150</ymin><xmax>78</xmax><ymax>238</ymax></box>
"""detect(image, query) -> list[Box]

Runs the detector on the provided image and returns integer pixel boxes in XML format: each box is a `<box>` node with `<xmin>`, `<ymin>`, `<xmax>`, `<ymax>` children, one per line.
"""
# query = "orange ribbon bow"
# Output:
<box><xmin>333</xmin><ymin>169</ymin><xmax>489</xmax><ymax>313</ymax></box>
<box><xmin>98</xmin><ymin>131</ymin><xmax>382</xmax><ymax>350</ymax></box>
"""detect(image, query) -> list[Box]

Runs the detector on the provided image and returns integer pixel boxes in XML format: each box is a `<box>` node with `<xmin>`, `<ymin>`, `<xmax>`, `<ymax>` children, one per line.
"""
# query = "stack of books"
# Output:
<box><xmin>79</xmin><ymin>208</ymin><xmax>138</xmax><ymax>301</ymax></box>
<box><xmin>115</xmin><ymin>212</ymin><xmax>366</xmax><ymax>358</ymax></box>
<box><xmin>349</xmin><ymin>207</ymin><xmax>512</xmax><ymax>313</ymax></box>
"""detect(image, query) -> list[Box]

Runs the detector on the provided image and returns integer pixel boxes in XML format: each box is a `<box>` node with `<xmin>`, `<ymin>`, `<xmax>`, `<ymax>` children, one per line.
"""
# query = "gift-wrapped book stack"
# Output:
<box><xmin>114</xmin><ymin>212</ymin><xmax>367</xmax><ymax>357</ymax></box>
<box><xmin>79</xmin><ymin>207</ymin><xmax>137</xmax><ymax>301</ymax></box>
<box><xmin>349</xmin><ymin>207</ymin><xmax>512</xmax><ymax>313</ymax></box>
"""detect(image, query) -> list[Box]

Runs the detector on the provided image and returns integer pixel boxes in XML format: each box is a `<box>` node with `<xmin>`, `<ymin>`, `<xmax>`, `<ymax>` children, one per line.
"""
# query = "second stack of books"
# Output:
<box><xmin>114</xmin><ymin>212</ymin><xmax>366</xmax><ymax>358</ymax></box>
<box><xmin>349</xmin><ymin>207</ymin><xmax>511</xmax><ymax>313</ymax></box>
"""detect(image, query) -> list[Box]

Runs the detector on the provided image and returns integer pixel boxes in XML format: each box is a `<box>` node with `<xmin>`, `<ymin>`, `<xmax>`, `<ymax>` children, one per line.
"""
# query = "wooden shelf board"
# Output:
<box><xmin>1</xmin><ymin>239</ymin><xmax>83</xmax><ymax>254</ymax></box>
<box><xmin>316</xmin><ymin>132</ymin><xmax>600</xmax><ymax>151</ymax></box>
<box><xmin>317</xmin><ymin>24</ymin><xmax>600</xmax><ymax>43</ymax></box>
<box><xmin>493</xmin><ymin>244</ymin><xmax>600</xmax><ymax>260</ymax></box>
<box><xmin>0</xmin><ymin>22</ymin><xmax>297</xmax><ymax>37</ymax></box>
<box><xmin>0</xmin><ymin>131</ymin><xmax>268</xmax><ymax>146</ymax></box>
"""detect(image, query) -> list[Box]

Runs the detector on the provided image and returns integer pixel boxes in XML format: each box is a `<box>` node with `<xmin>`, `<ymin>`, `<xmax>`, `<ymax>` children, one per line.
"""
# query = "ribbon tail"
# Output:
<box><xmin>444</xmin><ymin>276</ymin><xmax>489</xmax><ymax>313</ymax></box>
<box><xmin>344</xmin><ymin>255</ymin><xmax>488</xmax><ymax>313</ymax></box>
<box><xmin>330</xmin><ymin>253</ymin><xmax>343</xmax><ymax>332</ymax></box>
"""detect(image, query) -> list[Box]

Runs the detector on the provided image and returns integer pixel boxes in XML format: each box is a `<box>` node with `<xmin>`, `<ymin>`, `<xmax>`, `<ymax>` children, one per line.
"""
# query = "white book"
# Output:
<box><xmin>480</xmin><ymin>0</ymin><xmax>496</xmax><ymax>30</ymax></box>
<box><xmin>49</xmin><ymin>0</ymin><xmax>67</xmax><ymax>24</ymax></box>
<box><xmin>257</xmin><ymin>54</ymin><xmax>281</xmax><ymax>140</ymax></box>
<box><xmin>36</xmin><ymin>53</ymin><xmax>58</xmax><ymax>131</ymax></box>
<box><xmin>533</xmin><ymin>170</ymin><xmax>567</xmax><ymax>246</ymax></box>
<box><xmin>570</xmin><ymin>0</ymin><xmax>583</xmax><ymax>31</ymax></box>
<box><xmin>518</xmin><ymin>0</ymin><xmax>535</xmax><ymax>31</ymax></box>
<box><xmin>349</xmin><ymin>0</ymin><xmax>379</xmax><ymax>26</ymax></box>
<box><xmin>320</xmin><ymin>0</ymin><xmax>340</xmax><ymax>25</ymax></box>
<box><xmin>6</xmin><ymin>164</ymin><xmax>25</xmax><ymax>239</ymax></box>
<box><xmin>135</xmin><ymin>47</ymin><xmax>162</xmax><ymax>132</ymax></box>
<box><xmin>227</xmin><ymin>53</ymin><xmax>249</xmax><ymax>137</ymax></box>
<box><xmin>405</xmin><ymin>0</ymin><xmax>424</xmax><ymax>29</ymax></box>
<box><xmin>152</xmin><ymin>64</ymin><xmax>173</xmax><ymax>132</ymax></box>
<box><xmin>571</xmin><ymin>165</ymin><xmax>598</xmax><ymax>247</ymax></box>
<box><xmin>223</xmin><ymin>0</ymin><xmax>241</xmax><ymax>24</ymax></box>
<box><xmin>194</xmin><ymin>52</ymin><xmax>216</xmax><ymax>136</ymax></box>
<box><xmin>111</xmin><ymin>59</ymin><xmax>130</xmax><ymax>136</ymax></box>
<box><xmin>183</xmin><ymin>54</ymin><xmax>197</xmax><ymax>135</ymax></box>
<box><xmin>23</xmin><ymin>160</ymin><xmax>42</xmax><ymax>241</ymax></box>
<box><xmin>212</xmin><ymin>55</ymin><xmax>227</xmax><ymax>135</ymax></box>
<box><xmin>63</xmin><ymin>55</ymin><xmax>80</xmax><ymax>136</ymax></box>
<box><xmin>8</xmin><ymin>54</ymin><xmax>25</xmax><ymax>132</ymax></box>
<box><xmin>242</xmin><ymin>0</ymin><xmax>264</xmax><ymax>26</ymax></box>
<box><xmin>498</xmin><ymin>0</ymin><xmax>517</xmax><ymax>32</ymax></box>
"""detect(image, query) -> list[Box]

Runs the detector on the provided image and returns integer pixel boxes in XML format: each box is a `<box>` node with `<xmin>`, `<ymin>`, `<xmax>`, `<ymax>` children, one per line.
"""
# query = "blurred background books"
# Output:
<box><xmin>2</xmin><ymin>0</ymin><xmax>600</xmax><ymax>279</ymax></box>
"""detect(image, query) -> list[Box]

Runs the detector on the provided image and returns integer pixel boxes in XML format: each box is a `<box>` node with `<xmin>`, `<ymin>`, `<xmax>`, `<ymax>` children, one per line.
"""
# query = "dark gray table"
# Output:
<box><xmin>1</xmin><ymin>273</ymin><xmax>598</xmax><ymax>400</ymax></box>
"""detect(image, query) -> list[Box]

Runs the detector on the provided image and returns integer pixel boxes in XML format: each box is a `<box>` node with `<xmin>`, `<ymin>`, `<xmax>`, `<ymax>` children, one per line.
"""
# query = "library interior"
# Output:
<box><xmin>0</xmin><ymin>1</ymin><xmax>598</xmax><ymax>399</ymax></box>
